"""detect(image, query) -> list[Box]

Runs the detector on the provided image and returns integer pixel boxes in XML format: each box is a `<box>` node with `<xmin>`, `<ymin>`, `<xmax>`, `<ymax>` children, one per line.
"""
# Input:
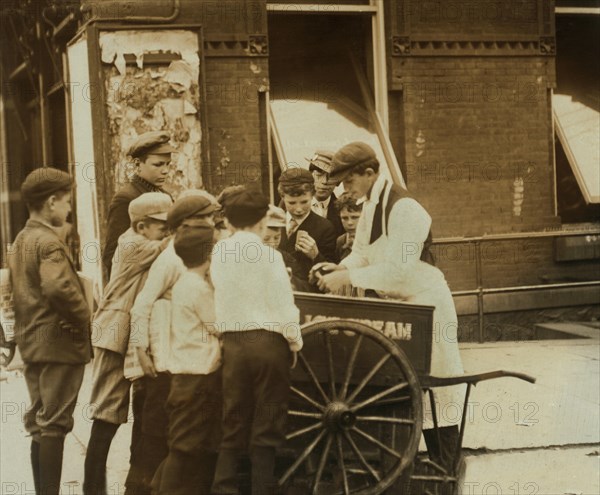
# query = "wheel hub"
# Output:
<box><xmin>323</xmin><ymin>401</ymin><xmax>356</xmax><ymax>430</ymax></box>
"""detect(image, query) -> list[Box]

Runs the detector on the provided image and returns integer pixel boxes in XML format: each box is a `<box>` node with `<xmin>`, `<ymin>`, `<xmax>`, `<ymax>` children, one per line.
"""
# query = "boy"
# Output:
<box><xmin>334</xmin><ymin>193</ymin><xmax>363</xmax><ymax>261</ymax></box>
<box><xmin>307</xmin><ymin>150</ymin><xmax>344</xmax><ymax>237</ymax></box>
<box><xmin>210</xmin><ymin>187</ymin><xmax>303</xmax><ymax>495</ymax></box>
<box><xmin>84</xmin><ymin>192</ymin><xmax>172</xmax><ymax>495</ymax></box>
<box><xmin>278</xmin><ymin>167</ymin><xmax>338</xmax><ymax>283</ymax></box>
<box><xmin>153</xmin><ymin>222</ymin><xmax>222</xmax><ymax>495</ymax></box>
<box><xmin>126</xmin><ymin>192</ymin><xmax>218</xmax><ymax>492</ymax></box>
<box><xmin>8</xmin><ymin>168</ymin><xmax>91</xmax><ymax>495</ymax></box>
<box><xmin>263</xmin><ymin>205</ymin><xmax>311</xmax><ymax>292</ymax></box>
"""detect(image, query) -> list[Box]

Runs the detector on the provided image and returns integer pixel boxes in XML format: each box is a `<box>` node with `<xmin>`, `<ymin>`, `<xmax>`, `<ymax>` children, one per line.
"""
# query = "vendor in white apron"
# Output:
<box><xmin>313</xmin><ymin>142</ymin><xmax>465</xmax><ymax>471</ymax></box>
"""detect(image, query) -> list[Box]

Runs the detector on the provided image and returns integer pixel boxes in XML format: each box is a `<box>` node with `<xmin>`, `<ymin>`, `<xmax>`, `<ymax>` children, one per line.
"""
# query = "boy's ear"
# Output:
<box><xmin>134</xmin><ymin>220</ymin><xmax>145</xmax><ymax>232</ymax></box>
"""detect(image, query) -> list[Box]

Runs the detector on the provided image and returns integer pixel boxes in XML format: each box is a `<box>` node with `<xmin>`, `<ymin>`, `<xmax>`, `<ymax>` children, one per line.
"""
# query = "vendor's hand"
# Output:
<box><xmin>136</xmin><ymin>347</ymin><xmax>157</xmax><ymax>378</ymax></box>
<box><xmin>295</xmin><ymin>231</ymin><xmax>319</xmax><ymax>260</ymax></box>
<box><xmin>317</xmin><ymin>268</ymin><xmax>351</xmax><ymax>293</ymax></box>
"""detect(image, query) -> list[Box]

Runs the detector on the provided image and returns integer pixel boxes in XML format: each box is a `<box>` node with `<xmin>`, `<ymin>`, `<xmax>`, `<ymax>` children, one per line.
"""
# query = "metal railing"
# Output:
<box><xmin>433</xmin><ymin>227</ymin><xmax>600</xmax><ymax>342</ymax></box>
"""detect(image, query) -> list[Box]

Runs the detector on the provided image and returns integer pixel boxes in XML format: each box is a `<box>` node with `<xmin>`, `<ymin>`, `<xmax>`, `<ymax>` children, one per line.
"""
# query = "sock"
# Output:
<box><xmin>31</xmin><ymin>439</ymin><xmax>40</xmax><ymax>494</ymax></box>
<box><xmin>39</xmin><ymin>436</ymin><xmax>64</xmax><ymax>495</ymax></box>
<box><xmin>84</xmin><ymin>420</ymin><xmax>119</xmax><ymax>495</ymax></box>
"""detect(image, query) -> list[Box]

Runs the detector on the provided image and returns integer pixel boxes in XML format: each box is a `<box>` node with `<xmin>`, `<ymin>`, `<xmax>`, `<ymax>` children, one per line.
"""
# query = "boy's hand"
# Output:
<box><xmin>136</xmin><ymin>347</ymin><xmax>157</xmax><ymax>378</ymax></box>
<box><xmin>295</xmin><ymin>231</ymin><xmax>319</xmax><ymax>260</ymax></box>
<box><xmin>317</xmin><ymin>268</ymin><xmax>351</xmax><ymax>293</ymax></box>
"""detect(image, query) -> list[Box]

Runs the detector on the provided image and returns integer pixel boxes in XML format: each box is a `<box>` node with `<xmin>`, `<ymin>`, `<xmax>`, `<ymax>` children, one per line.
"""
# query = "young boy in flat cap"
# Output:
<box><xmin>278</xmin><ymin>167</ymin><xmax>338</xmax><ymax>284</ymax></box>
<box><xmin>153</xmin><ymin>221</ymin><xmax>222</xmax><ymax>495</ymax></box>
<box><xmin>85</xmin><ymin>192</ymin><xmax>172</xmax><ymax>495</ymax></box>
<box><xmin>210</xmin><ymin>187</ymin><xmax>303</xmax><ymax>495</ymax></box>
<box><xmin>8</xmin><ymin>167</ymin><xmax>92</xmax><ymax>495</ymax></box>
<box><xmin>103</xmin><ymin>130</ymin><xmax>176</xmax><ymax>279</ymax></box>
<box><xmin>125</xmin><ymin>191</ymin><xmax>218</xmax><ymax>491</ymax></box>
<box><xmin>307</xmin><ymin>150</ymin><xmax>345</xmax><ymax>237</ymax></box>
<box><xmin>314</xmin><ymin>141</ymin><xmax>464</xmax><ymax>476</ymax></box>
<box><xmin>8</xmin><ymin>168</ymin><xmax>92</xmax><ymax>495</ymax></box>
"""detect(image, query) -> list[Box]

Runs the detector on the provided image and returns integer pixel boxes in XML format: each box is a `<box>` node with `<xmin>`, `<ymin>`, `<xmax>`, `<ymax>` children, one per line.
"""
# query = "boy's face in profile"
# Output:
<box><xmin>48</xmin><ymin>192</ymin><xmax>72</xmax><ymax>227</ymax></box>
<box><xmin>263</xmin><ymin>227</ymin><xmax>282</xmax><ymax>248</ymax></box>
<box><xmin>340</xmin><ymin>208</ymin><xmax>361</xmax><ymax>236</ymax></box>
<box><xmin>136</xmin><ymin>153</ymin><xmax>171</xmax><ymax>186</ymax></box>
<box><xmin>138</xmin><ymin>219</ymin><xmax>169</xmax><ymax>241</ymax></box>
<box><xmin>282</xmin><ymin>192</ymin><xmax>312</xmax><ymax>220</ymax></box>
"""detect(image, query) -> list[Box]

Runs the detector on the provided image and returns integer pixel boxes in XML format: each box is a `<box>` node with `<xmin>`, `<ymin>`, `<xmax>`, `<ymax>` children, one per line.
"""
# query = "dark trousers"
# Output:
<box><xmin>212</xmin><ymin>331</ymin><xmax>291</xmax><ymax>495</ymax></box>
<box><xmin>153</xmin><ymin>371</ymin><xmax>222</xmax><ymax>495</ymax></box>
<box><xmin>126</xmin><ymin>373</ymin><xmax>170</xmax><ymax>494</ymax></box>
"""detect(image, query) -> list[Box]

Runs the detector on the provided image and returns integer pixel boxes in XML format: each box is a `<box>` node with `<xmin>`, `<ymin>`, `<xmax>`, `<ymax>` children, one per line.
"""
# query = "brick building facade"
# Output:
<box><xmin>1</xmin><ymin>0</ymin><xmax>598</xmax><ymax>340</ymax></box>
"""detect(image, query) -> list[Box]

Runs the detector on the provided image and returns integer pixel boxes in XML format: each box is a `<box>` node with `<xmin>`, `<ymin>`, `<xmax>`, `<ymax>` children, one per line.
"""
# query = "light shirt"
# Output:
<box><xmin>130</xmin><ymin>240</ymin><xmax>186</xmax><ymax>350</ymax></box>
<box><xmin>166</xmin><ymin>271</ymin><xmax>221</xmax><ymax>375</ymax></box>
<box><xmin>311</xmin><ymin>196</ymin><xmax>331</xmax><ymax>218</ymax></box>
<box><xmin>341</xmin><ymin>175</ymin><xmax>445</xmax><ymax>298</ymax></box>
<box><xmin>210</xmin><ymin>231</ymin><xmax>303</xmax><ymax>352</ymax></box>
<box><xmin>285</xmin><ymin>211</ymin><xmax>310</xmax><ymax>236</ymax></box>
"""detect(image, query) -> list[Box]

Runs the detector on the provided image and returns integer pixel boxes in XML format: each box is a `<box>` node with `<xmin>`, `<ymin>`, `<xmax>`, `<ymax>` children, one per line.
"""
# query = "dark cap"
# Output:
<box><xmin>224</xmin><ymin>187</ymin><xmax>269</xmax><ymax>228</ymax></box>
<box><xmin>167</xmin><ymin>195</ymin><xmax>217</xmax><ymax>230</ymax></box>
<box><xmin>329</xmin><ymin>142</ymin><xmax>378</xmax><ymax>184</ymax></box>
<box><xmin>21</xmin><ymin>168</ymin><xmax>72</xmax><ymax>203</ymax></box>
<box><xmin>128</xmin><ymin>131</ymin><xmax>177</xmax><ymax>159</ymax></box>
<box><xmin>173</xmin><ymin>221</ymin><xmax>215</xmax><ymax>267</ymax></box>
<box><xmin>278</xmin><ymin>167</ymin><xmax>314</xmax><ymax>187</ymax></box>
<box><xmin>307</xmin><ymin>150</ymin><xmax>334</xmax><ymax>174</ymax></box>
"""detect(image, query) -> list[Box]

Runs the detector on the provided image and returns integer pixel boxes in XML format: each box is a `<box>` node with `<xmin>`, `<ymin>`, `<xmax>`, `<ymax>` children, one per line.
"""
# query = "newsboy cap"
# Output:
<box><xmin>329</xmin><ymin>142</ymin><xmax>378</xmax><ymax>184</ymax></box>
<box><xmin>224</xmin><ymin>187</ymin><xmax>269</xmax><ymax>227</ymax></box>
<box><xmin>167</xmin><ymin>195</ymin><xmax>217</xmax><ymax>230</ymax></box>
<box><xmin>307</xmin><ymin>150</ymin><xmax>334</xmax><ymax>175</ymax></box>
<box><xmin>21</xmin><ymin>167</ymin><xmax>72</xmax><ymax>203</ymax></box>
<box><xmin>173</xmin><ymin>221</ymin><xmax>215</xmax><ymax>268</ymax></box>
<box><xmin>266</xmin><ymin>205</ymin><xmax>286</xmax><ymax>229</ymax></box>
<box><xmin>128</xmin><ymin>192</ymin><xmax>173</xmax><ymax>223</ymax></box>
<box><xmin>127</xmin><ymin>131</ymin><xmax>177</xmax><ymax>159</ymax></box>
<box><xmin>278</xmin><ymin>167</ymin><xmax>314</xmax><ymax>187</ymax></box>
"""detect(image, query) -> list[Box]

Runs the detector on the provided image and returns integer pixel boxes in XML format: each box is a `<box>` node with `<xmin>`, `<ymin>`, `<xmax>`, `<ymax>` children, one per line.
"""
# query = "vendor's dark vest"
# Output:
<box><xmin>369</xmin><ymin>181</ymin><xmax>435</xmax><ymax>266</ymax></box>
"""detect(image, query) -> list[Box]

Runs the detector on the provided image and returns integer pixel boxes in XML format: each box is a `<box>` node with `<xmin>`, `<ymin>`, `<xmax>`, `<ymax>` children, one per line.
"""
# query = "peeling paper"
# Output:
<box><xmin>165</xmin><ymin>60</ymin><xmax>194</xmax><ymax>91</ymax></box>
<box><xmin>184</xmin><ymin>100</ymin><xmax>197</xmax><ymax>115</ymax></box>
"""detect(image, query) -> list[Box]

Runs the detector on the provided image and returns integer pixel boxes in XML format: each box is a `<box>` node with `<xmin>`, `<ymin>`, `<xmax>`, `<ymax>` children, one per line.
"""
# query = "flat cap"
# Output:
<box><xmin>279</xmin><ymin>167</ymin><xmax>314</xmax><ymax>187</ymax></box>
<box><xmin>266</xmin><ymin>205</ymin><xmax>286</xmax><ymax>228</ymax></box>
<box><xmin>128</xmin><ymin>131</ymin><xmax>177</xmax><ymax>159</ymax></box>
<box><xmin>174</xmin><ymin>221</ymin><xmax>215</xmax><ymax>267</ymax></box>
<box><xmin>329</xmin><ymin>142</ymin><xmax>378</xmax><ymax>184</ymax></box>
<box><xmin>167</xmin><ymin>195</ymin><xmax>217</xmax><ymax>230</ymax></box>
<box><xmin>178</xmin><ymin>188</ymin><xmax>218</xmax><ymax>206</ymax></box>
<box><xmin>306</xmin><ymin>150</ymin><xmax>334</xmax><ymax>174</ymax></box>
<box><xmin>224</xmin><ymin>187</ymin><xmax>269</xmax><ymax>227</ymax></box>
<box><xmin>128</xmin><ymin>192</ymin><xmax>172</xmax><ymax>222</ymax></box>
<box><xmin>21</xmin><ymin>168</ymin><xmax>72</xmax><ymax>203</ymax></box>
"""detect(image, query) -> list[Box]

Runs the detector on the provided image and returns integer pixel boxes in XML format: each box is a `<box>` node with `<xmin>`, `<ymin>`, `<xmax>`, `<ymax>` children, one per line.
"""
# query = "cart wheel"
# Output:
<box><xmin>279</xmin><ymin>320</ymin><xmax>422</xmax><ymax>495</ymax></box>
<box><xmin>0</xmin><ymin>323</ymin><xmax>16</xmax><ymax>368</ymax></box>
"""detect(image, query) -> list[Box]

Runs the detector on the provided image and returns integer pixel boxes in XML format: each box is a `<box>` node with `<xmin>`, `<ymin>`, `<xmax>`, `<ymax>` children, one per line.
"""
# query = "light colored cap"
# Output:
<box><xmin>266</xmin><ymin>205</ymin><xmax>286</xmax><ymax>228</ymax></box>
<box><xmin>128</xmin><ymin>192</ymin><xmax>173</xmax><ymax>222</ymax></box>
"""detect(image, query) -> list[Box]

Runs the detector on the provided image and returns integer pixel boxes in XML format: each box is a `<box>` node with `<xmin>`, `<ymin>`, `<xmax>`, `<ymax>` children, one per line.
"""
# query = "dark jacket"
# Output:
<box><xmin>102</xmin><ymin>176</ymin><xmax>165</xmax><ymax>277</ymax></box>
<box><xmin>324</xmin><ymin>195</ymin><xmax>345</xmax><ymax>238</ymax></box>
<box><xmin>279</xmin><ymin>211</ymin><xmax>338</xmax><ymax>282</ymax></box>
<box><xmin>8</xmin><ymin>219</ymin><xmax>92</xmax><ymax>364</ymax></box>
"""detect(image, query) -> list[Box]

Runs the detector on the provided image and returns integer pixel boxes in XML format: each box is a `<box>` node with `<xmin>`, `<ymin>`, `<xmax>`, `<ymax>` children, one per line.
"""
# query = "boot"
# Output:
<box><xmin>39</xmin><ymin>436</ymin><xmax>64</xmax><ymax>495</ymax></box>
<box><xmin>211</xmin><ymin>449</ymin><xmax>242</xmax><ymax>495</ymax></box>
<box><xmin>250</xmin><ymin>446</ymin><xmax>277</xmax><ymax>495</ymax></box>
<box><xmin>84</xmin><ymin>420</ymin><xmax>119</xmax><ymax>495</ymax></box>
<box><xmin>31</xmin><ymin>439</ymin><xmax>40</xmax><ymax>494</ymax></box>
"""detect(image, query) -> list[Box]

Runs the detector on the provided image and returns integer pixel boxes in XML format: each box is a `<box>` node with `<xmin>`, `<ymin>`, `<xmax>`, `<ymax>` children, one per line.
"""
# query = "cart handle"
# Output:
<box><xmin>420</xmin><ymin>370</ymin><xmax>536</xmax><ymax>388</ymax></box>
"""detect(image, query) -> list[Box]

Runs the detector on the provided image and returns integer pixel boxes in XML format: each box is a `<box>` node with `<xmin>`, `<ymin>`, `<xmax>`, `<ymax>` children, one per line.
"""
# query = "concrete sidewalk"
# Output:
<box><xmin>1</xmin><ymin>324</ymin><xmax>598</xmax><ymax>494</ymax></box>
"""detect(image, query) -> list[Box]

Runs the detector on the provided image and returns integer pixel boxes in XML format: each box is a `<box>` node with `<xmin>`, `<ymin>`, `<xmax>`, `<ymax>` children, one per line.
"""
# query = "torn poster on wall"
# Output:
<box><xmin>99</xmin><ymin>30</ymin><xmax>203</xmax><ymax>198</ymax></box>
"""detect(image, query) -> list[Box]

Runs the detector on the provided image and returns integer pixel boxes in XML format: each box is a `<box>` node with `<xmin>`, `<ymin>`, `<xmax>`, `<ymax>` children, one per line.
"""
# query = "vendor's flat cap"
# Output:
<box><xmin>129</xmin><ymin>192</ymin><xmax>172</xmax><ymax>222</ymax></box>
<box><xmin>223</xmin><ymin>188</ymin><xmax>269</xmax><ymax>228</ymax></box>
<box><xmin>279</xmin><ymin>167</ymin><xmax>314</xmax><ymax>187</ymax></box>
<box><xmin>329</xmin><ymin>142</ymin><xmax>378</xmax><ymax>184</ymax></box>
<box><xmin>21</xmin><ymin>167</ymin><xmax>72</xmax><ymax>203</ymax></box>
<box><xmin>307</xmin><ymin>150</ymin><xmax>334</xmax><ymax>174</ymax></box>
<box><xmin>266</xmin><ymin>205</ymin><xmax>286</xmax><ymax>228</ymax></box>
<box><xmin>167</xmin><ymin>195</ymin><xmax>217</xmax><ymax>230</ymax></box>
<box><xmin>128</xmin><ymin>131</ymin><xmax>177</xmax><ymax>159</ymax></box>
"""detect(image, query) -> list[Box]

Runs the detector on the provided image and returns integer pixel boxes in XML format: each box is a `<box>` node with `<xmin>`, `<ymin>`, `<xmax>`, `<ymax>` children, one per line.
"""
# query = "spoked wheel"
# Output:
<box><xmin>279</xmin><ymin>320</ymin><xmax>422</xmax><ymax>495</ymax></box>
